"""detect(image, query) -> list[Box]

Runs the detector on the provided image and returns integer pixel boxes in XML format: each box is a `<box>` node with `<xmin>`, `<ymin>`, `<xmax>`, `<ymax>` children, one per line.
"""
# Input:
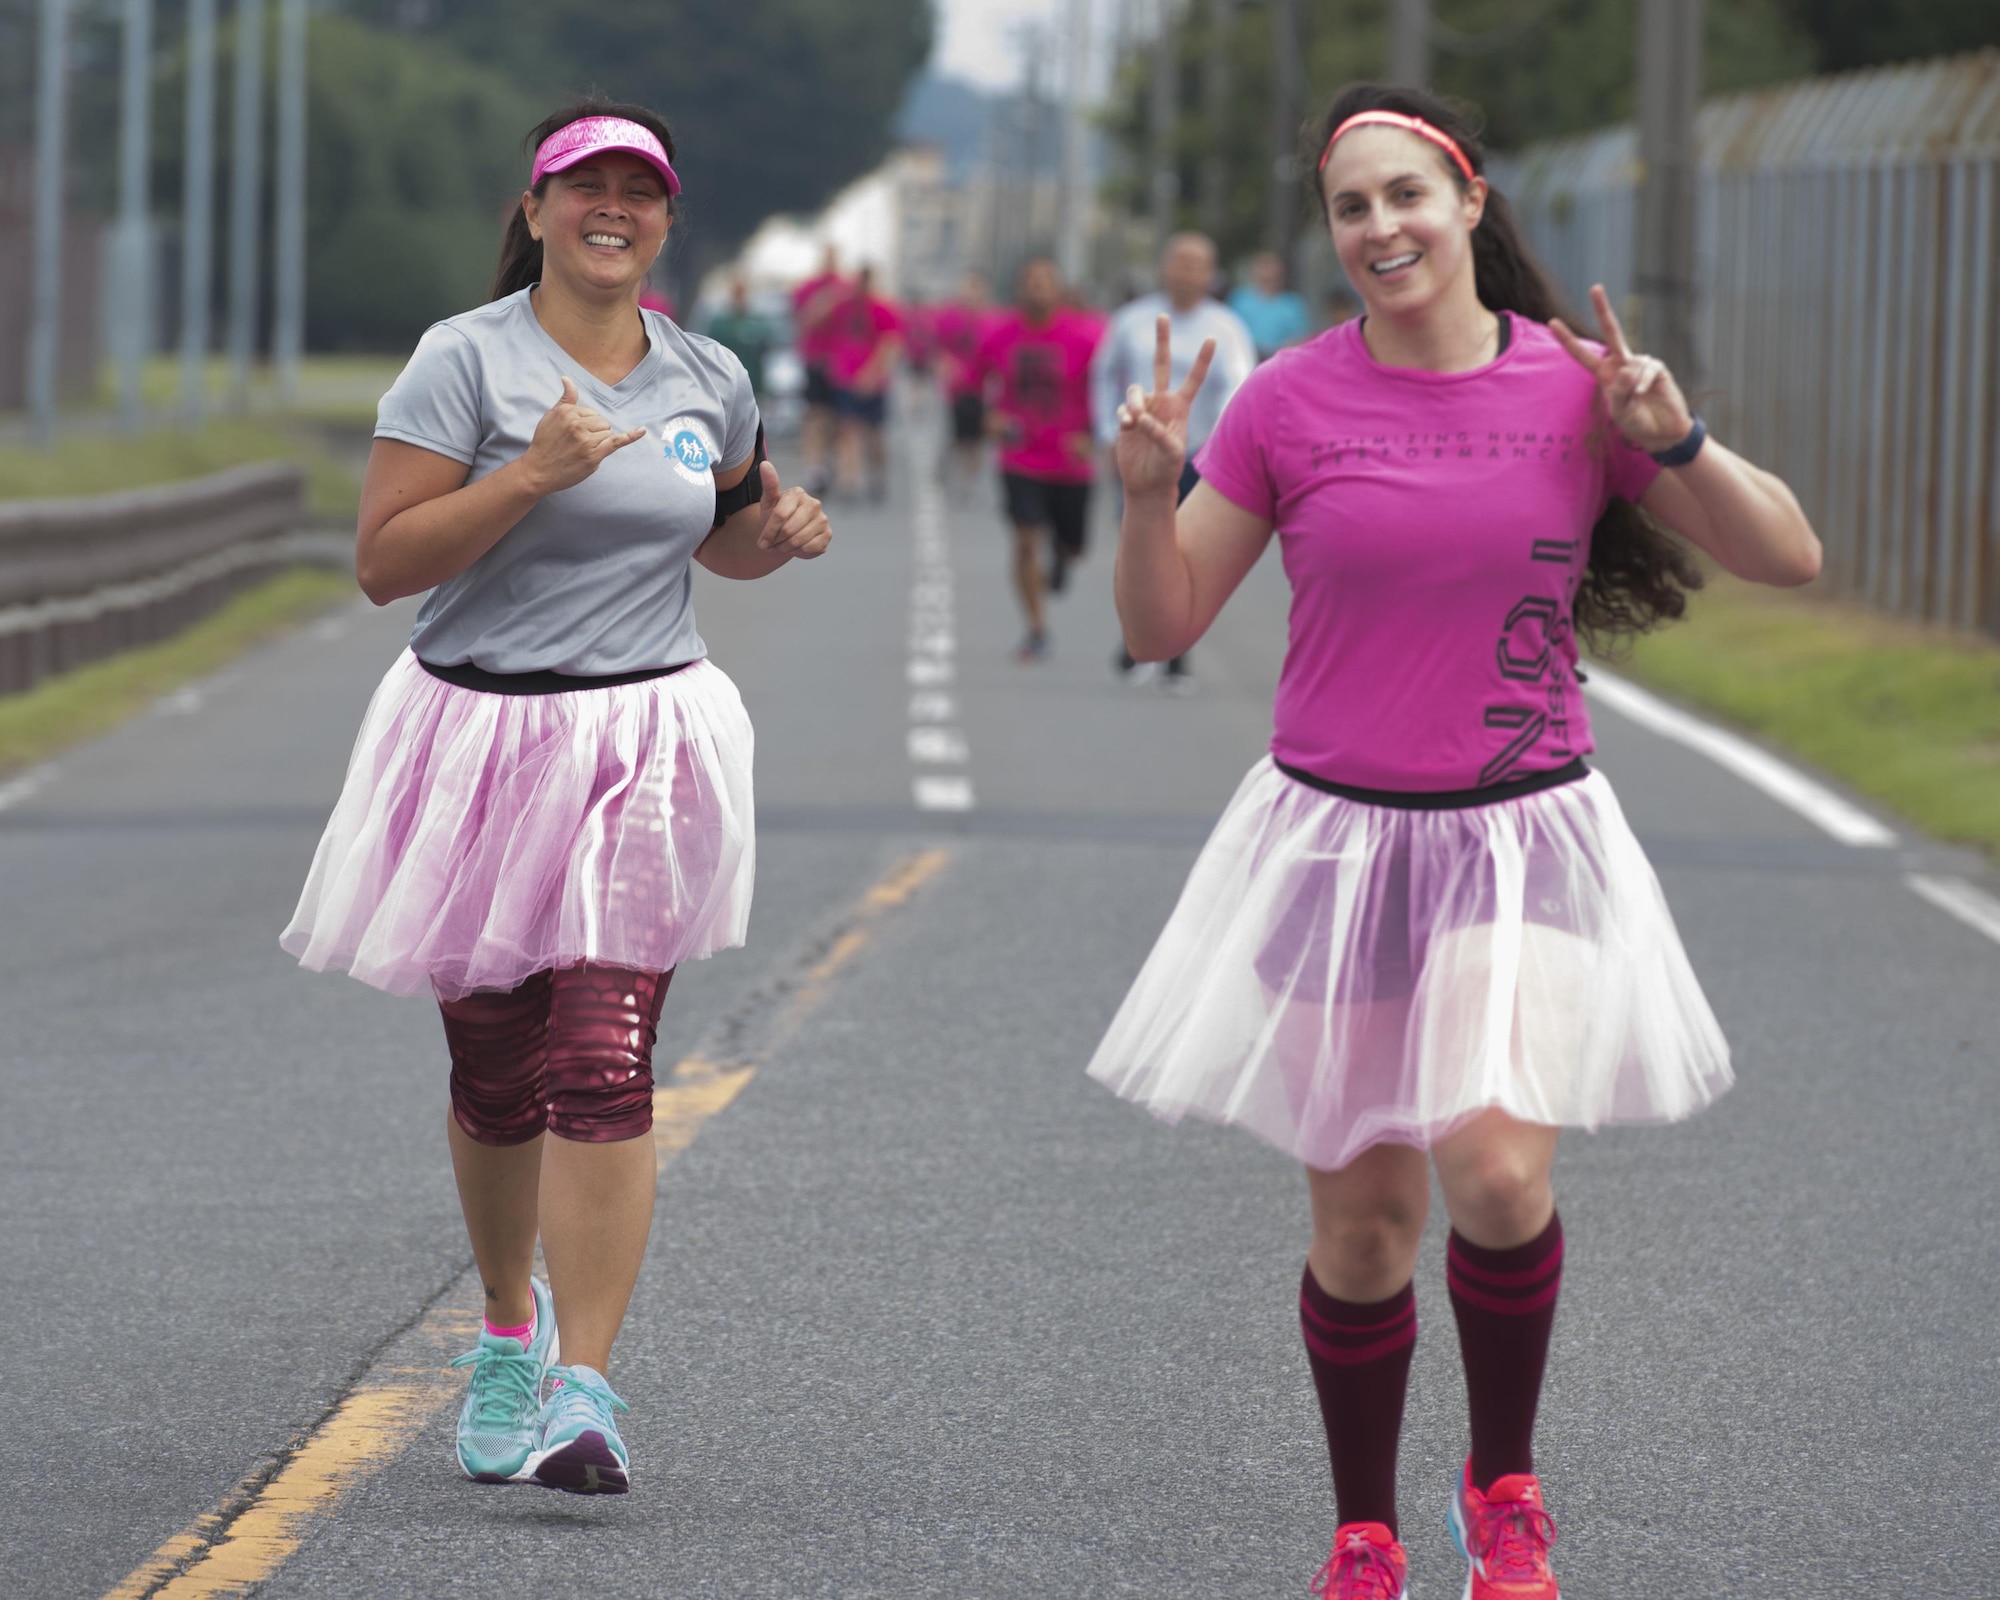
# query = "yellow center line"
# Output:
<box><xmin>103</xmin><ymin>846</ymin><xmax>951</xmax><ymax>1600</ymax></box>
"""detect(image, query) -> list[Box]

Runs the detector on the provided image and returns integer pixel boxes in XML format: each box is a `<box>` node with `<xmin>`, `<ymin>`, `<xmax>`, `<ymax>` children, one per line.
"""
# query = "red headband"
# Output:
<box><xmin>1317</xmin><ymin>110</ymin><xmax>1476</xmax><ymax>183</ymax></box>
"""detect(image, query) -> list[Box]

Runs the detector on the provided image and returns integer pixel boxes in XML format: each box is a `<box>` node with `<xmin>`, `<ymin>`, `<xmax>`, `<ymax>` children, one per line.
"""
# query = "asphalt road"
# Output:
<box><xmin>4</xmin><ymin>402</ymin><xmax>1996</xmax><ymax>1598</ymax></box>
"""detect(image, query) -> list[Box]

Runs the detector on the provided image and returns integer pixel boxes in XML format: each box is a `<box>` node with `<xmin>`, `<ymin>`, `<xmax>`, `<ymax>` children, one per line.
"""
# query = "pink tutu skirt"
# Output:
<box><xmin>1087</xmin><ymin>757</ymin><xmax>1731</xmax><ymax>1170</ymax></box>
<box><xmin>281</xmin><ymin>652</ymin><xmax>755</xmax><ymax>999</ymax></box>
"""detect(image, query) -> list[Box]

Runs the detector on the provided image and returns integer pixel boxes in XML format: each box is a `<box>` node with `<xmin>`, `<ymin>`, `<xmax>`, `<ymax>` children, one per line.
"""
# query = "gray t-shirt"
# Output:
<box><xmin>375</xmin><ymin>288</ymin><xmax>760</xmax><ymax>675</ymax></box>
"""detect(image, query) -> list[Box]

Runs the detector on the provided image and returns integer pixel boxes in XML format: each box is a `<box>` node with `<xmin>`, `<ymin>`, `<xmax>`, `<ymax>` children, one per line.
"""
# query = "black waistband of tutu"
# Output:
<box><xmin>1273</xmin><ymin>755</ymin><xmax>1589</xmax><ymax>810</ymax></box>
<box><xmin>417</xmin><ymin>657</ymin><xmax>696</xmax><ymax>696</ymax></box>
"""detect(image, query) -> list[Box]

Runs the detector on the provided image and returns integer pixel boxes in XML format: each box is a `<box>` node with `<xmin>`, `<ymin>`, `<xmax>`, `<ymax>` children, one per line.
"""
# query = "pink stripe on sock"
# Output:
<box><xmin>486</xmin><ymin>1314</ymin><xmax>534</xmax><ymax>1342</ymax></box>
<box><xmin>1442</xmin><ymin>1275</ymin><xmax>1563</xmax><ymax>1317</ymax></box>
<box><xmin>1446</xmin><ymin>1237</ymin><xmax>1566</xmax><ymax>1290</ymax></box>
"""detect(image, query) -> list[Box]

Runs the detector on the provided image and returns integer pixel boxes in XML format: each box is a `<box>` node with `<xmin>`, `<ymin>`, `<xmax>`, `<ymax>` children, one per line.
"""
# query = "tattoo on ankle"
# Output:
<box><xmin>484</xmin><ymin>1284</ymin><xmax>500</xmax><ymax>1301</ymax></box>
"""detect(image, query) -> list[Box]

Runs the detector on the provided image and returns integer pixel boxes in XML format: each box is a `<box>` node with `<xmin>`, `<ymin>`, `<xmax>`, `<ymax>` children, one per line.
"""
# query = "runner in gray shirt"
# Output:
<box><xmin>1090</xmin><ymin>232</ymin><xmax>1257</xmax><ymax>690</ymax></box>
<box><xmin>282</xmin><ymin>98</ymin><xmax>829</xmax><ymax>1502</ymax></box>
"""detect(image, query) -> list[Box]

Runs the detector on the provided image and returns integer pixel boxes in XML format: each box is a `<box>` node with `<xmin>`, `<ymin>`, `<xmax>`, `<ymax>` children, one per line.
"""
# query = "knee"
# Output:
<box><xmin>449</xmin><ymin>1064</ymin><xmax>547</xmax><ymax>1146</ymax></box>
<box><xmin>1315</xmin><ymin>1199</ymin><xmax>1423</xmax><ymax>1275</ymax></box>
<box><xmin>545</xmin><ymin>1066</ymin><xmax>655</xmax><ymax>1143</ymax></box>
<box><xmin>1444</xmin><ymin>1146</ymin><xmax>1552</xmax><ymax>1243</ymax></box>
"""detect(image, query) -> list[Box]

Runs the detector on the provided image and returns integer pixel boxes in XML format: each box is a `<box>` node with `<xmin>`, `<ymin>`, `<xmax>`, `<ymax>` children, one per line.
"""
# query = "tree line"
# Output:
<box><xmin>1101</xmin><ymin>0</ymin><xmax>2000</xmax><ymax>270</ymax></box>
<box><xmin>0</xmin><ymin>0</ymin><xmax>931</xmax><ymax>351</ymax></box>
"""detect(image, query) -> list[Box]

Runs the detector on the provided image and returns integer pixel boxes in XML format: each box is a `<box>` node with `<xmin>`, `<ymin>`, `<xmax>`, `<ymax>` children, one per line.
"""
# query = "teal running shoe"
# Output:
<box><xmin>447</xmin><ymin>1277</ymin><xmax>558</xmax><ymax>1483</ymax></box>
<box><xmin>530</xmin><ymin>1363</ymin><xmax>630</xmax><ymax>1495</ymax></box>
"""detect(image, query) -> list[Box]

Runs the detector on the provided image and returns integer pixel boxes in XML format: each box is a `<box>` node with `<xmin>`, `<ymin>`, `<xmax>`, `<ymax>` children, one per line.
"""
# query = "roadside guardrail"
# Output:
<box><xmin>0</xmin><ymin>461</ymin><xmax>347</xmax><ymax>695</ymax></box>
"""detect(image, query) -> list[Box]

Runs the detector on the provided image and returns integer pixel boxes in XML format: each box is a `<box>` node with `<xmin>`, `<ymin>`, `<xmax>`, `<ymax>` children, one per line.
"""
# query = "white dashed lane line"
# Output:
<box><xmin>907</xmin><ymin>425</ymin><xmax>974</xmax><ymax>814</ymax></box>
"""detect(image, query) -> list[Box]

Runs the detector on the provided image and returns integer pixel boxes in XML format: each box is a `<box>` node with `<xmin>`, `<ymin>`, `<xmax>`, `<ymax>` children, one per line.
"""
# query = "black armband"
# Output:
<box><xmin>712</xmin><ymin>425</ymin><xmax>768</xmax><ymax>527</ymax></box>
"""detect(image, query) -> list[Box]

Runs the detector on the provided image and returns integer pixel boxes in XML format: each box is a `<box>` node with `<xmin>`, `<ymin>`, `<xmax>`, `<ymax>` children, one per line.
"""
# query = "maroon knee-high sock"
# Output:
<box><xmin>1299</xmin><ymin>1267</ymin><xmax>1418</xmax><ymax>1535</ymax></box>
<box><xmin>1446</xmin><ymin>1212</ymin><xmax>1564</xmax><ymax>1491</ymax></box>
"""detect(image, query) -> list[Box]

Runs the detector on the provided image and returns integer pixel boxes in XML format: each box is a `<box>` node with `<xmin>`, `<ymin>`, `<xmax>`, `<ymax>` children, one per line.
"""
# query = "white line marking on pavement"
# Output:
<box><xmin>155</xmin><ymin>685</ymin><xmax>206</xmax><ymax>715</ymax></box>
<box><xmin>1585</xmin><ymin>668</ymin><xmax>1896</xmax><ymax>848</ymax></box>
<box><xmin>1904</xmin><ymin>874</ymin><xmax>2000</xmax><ymax>950</ymax></box>
<box><xmin>0</xmin><ymin>764</ymin><xmax>56</xmax><ymax>812</ymax></box>
<box><xmin>908</xmin><ymin>727</ymin><xmax>971</xmax><ymax>764</ymax></box>
<box><xmin>907</xmin><ymin>415</ymin><xmax>974</xmax><ymax>812</ymax></box>
<box><xmin>914</xmin><ymin>775</ymin><xmax>976</xmax><ymax>811</ymax></box>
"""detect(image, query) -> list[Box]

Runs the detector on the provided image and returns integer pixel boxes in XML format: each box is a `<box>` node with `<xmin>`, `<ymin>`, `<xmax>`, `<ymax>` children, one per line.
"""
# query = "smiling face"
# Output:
<box><xmin>1320</xmin><ymin>126</ymin><xmax>1486</xmax><ymax>323</ymax></box>
<box><xmin>522</xmin><ymin>150</ymin><xmax>673</xmax><ymax>300</ymax></box>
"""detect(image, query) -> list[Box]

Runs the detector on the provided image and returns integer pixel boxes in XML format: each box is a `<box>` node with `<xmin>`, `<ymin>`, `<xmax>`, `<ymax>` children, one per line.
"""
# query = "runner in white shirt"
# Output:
<box><xmin>1091</xmin><ymin>232</ymin><xmax>1257</xmax><ymax>691</ymax></box>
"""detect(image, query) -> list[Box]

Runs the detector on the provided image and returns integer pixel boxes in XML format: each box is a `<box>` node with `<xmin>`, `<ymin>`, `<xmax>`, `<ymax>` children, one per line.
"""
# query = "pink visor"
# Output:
<box><xmin>1318</xmin><ymin>110</ymin><xmax>1476</xmax><ymax>183</ymax></box>
<box><xmin>530</xmin><ymin>116</ymin><xmax>681</xmax><ymax>196</ymax></box>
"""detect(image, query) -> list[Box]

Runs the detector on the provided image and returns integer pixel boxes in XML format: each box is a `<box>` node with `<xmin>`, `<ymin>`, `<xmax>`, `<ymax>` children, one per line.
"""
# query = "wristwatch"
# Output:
<box><xmin>1649</xmin><ymin>416</ymin><xmax>1706</xmax><ymax>468</ymax></box>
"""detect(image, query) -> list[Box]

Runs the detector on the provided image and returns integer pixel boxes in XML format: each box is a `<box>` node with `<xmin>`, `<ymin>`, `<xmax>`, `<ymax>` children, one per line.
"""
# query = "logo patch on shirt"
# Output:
<box><xmin>662</xmin><ymin>418</ymin><xmax>716</xmax><ymax>484</ymax></box>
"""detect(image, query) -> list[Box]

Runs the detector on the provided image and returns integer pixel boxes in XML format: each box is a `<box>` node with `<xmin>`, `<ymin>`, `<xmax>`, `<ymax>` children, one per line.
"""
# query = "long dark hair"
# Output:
<box><xmin>491</xmin><ymin>97</ymin><xmax>679</xmax><ymax>303</ymax></box>
<box><xmin>1308</xmin><ymin>83</ymin><xmax>1701</xmax><ymax>650</ymax></box>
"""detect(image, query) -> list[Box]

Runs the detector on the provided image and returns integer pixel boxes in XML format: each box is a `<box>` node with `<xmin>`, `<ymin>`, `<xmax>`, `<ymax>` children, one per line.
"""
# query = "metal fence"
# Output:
<box><xmin>1494</xmin><ymin>51</ymin><xmax>2000</xmax><ymax>637</ymax></box>
<box><xmin>0</xmin><ymin>462</ymin><xmax>329</xmax><ymax>695</ymax></box>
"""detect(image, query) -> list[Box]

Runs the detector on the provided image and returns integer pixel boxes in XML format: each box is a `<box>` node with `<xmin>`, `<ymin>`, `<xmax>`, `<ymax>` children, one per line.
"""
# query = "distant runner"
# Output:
<box><xmin>281</xmin><ymin>98</ymin><xmax>831</xmax><ymax>1500</ymax></box>
<box><xmin>704</xmin><ymin>277</ymin><xmax>775</xmax><ymax>397</ymax></box>
<box><xmin>975</xmin><ymin>255</ymin><xmax>1102</xmax><ymax>662</ymax></box>
<box><xmin>1090</xmin><ymin>84</ymin><xmax>1823</xmax><ymax>1600</ymax></box>
<box><xmin>823</xmin><ymin>265</ymin><xmax>903</xmax><ymax>502</ymax></box>
<box><xmin>1091</xmin><ymin>232</ymin><xmax>1256</xmax><ymax>692</ymax></box>
<box><xmin>792</xmin><ymin>245</ymin><xmax>847</xmax><ymax>495</ymax></box>
<box><xmin>933</xmin><ymin>270</ymin><xmax>998</xmax><ymax>494</ymax></box>
<box><xmin>1230</xmin><ymin>249</ymin><xmax>1313</xmax><ymax>361</ymax></box>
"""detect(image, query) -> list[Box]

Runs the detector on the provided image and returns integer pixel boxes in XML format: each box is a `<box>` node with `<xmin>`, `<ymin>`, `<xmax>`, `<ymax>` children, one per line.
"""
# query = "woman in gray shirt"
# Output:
<box><xmin>282</xmin><ymin>98</ymin><xmax>829</xmax><ymax>1497</ymax></box>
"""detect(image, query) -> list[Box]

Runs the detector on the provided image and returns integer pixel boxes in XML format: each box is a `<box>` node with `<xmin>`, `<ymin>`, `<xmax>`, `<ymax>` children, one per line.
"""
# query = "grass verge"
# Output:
<box><xmin>0</xmin><ymin>418</ymin><xmax>361</xmax><ymax>519</ymax></box>
<box><xmin>1607</xmin><ymin>571</ymin><xmax>2000</xmax><ymax>860</ymax></box>
<box><xmin>0</xmin><ymin>568</ymin><xmax>358</xmax><ymax>779</ymax></box>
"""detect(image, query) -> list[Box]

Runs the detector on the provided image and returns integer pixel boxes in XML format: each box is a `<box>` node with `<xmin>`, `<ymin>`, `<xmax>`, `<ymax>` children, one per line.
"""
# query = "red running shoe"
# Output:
<box><xmin>1448</xmin><ymin>1461</ymin><xmax>1560</xmax><ymax>1598</ymax></box>
<box><xmin>1310</xmin><ymin>1522</ymin><xmax>1408</xmax><ymax>1599</ymax></box>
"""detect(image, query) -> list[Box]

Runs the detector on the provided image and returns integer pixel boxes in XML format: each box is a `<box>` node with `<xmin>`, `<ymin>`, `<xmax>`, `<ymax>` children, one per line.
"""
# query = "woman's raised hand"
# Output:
<box><xmin>1550</xmin><ymin>285</ymin><xmax>1695</xmax><ymax>454</ymax></box>
<box><xmin>521</xmin><ymin>376</ymin><xmax>650</xmax><ymax>496</ymax></box>
<box><xmin>1116</xmin><ymin>316</ymin><xmax>1215</xmax><ymax>497</ymax></box>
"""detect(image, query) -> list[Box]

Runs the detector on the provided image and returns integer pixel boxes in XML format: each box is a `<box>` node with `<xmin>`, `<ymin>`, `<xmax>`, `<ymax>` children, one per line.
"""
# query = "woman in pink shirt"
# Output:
<box><xmin>1091</xmin><ymin>85</ymin><xmax>1821</xmax><ymax>1600</ymax></box>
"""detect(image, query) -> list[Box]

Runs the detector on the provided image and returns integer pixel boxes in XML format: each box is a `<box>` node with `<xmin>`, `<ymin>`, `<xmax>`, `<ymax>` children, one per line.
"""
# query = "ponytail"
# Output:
<box><xmin>1307</xmin><ymin>84</ymin><xmax>1702</xmax><ymax>652</ymax></box>
<box><xmin>489</xmin><ymin>95</ymin><xmax>679</xmax><ymax>305</ymax></box>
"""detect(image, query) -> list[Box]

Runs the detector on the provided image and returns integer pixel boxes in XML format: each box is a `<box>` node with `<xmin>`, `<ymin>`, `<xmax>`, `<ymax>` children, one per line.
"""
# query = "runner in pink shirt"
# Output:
<box><xmin>791</xmin><ymin>245</ymin><xmax>847</xmax><ymax>494</ymax></box>
<box><xmin>1089</xmin><ymin>83</ymin><xmax>1824</xmax><ymax>1600</ymax></box>
<box><xmin>932</xmin><ymin>270</ymin><xmax>997</xmax><ymax>493</ymax></box>
<box><xmin>821</xmin><ymin>265</ymin><xmax>903</xmax><ymax>501</ymax></box>
<box><xmin>974</xmin><ymin>256</ymin><xmax>1103</xmax><ymax>660</ymax></box>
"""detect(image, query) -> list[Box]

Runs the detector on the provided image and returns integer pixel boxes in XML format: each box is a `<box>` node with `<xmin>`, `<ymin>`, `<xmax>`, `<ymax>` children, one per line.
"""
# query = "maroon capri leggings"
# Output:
<box><xmin>438</xmin><ymin>965</ymin><xmax>674</xmax><ymax>1146</ymax></box>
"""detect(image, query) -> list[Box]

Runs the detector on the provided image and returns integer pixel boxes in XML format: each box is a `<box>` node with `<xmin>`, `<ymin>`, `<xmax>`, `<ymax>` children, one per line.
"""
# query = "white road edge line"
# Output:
<box><xmin>1904</xmin><ymin>874</ymin><xmax>2000</xmax><ymax>950</ymax></box>
<box><xmin>0</xmin><ymin>764</ymin><xmax>56</xmax><ymax>813</ymax></box>
<box><xmin>1584</xmin><ymin>667</ymin><xmax>1896</xmax><ymax>848</ymax></box>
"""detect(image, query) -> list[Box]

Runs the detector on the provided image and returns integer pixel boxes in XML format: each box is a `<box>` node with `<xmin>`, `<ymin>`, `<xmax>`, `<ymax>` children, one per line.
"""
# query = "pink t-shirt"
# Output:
<box><xmin>791</xmin><ymin>273</ymin><xmax>845</xmax><ymax>365</ymax></box>
<box><xmin>823</xmin><ymin>293</ymin><xmax>902</xmax><ymax>390</ymax></box>
<box><xmin>1194</xmin><ymin>313</ymin><xmax>1662</xmax><ymax>791</ymax></box>
<box><xmin>932</xmin><ymin>303</ymin><xmax>997</xmax><ymax>397</ymax></box>
<box><xmin>977</xmin><ymin>308</ymin><xmax>1102</xmax><ymax>483</ymax></box>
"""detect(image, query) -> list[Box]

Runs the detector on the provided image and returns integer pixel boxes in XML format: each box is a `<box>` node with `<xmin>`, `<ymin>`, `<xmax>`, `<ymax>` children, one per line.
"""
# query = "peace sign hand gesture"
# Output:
<box><xmin>1550</xmin><ymin>284</ymin><xmax>1695</xmax><ymax>455</ymax></box>
<box><xmin>1115</xmin><ymin>316</ymin><xmax>1216</xmax><ymax>497</ymax></box>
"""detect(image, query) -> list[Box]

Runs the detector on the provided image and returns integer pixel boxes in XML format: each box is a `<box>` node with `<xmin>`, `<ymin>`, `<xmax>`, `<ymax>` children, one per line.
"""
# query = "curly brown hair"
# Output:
<box><xmin>1309</xmin><ymin>83</ymin><xmax>1702</xmax><ymax>652</ymax></box>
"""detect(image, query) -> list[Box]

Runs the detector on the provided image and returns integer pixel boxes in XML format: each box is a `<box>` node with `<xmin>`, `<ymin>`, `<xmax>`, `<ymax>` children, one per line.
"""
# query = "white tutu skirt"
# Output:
<box><xmin>281</xmin><ymin>652</ymin><xmax>755</xmax><ymax>999</ymax></box>
<box><xmin>1087</xmin><ymin>758</ymin><xmax>1731</xmax><ymax>1169</ymax></box>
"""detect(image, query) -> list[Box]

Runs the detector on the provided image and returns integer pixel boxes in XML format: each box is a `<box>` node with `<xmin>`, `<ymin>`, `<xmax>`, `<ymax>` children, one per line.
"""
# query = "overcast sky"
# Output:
<box><xmin>933</xmin><ymin>0</ymin><xmax>1065</xmax><ymax>89</ymax></box>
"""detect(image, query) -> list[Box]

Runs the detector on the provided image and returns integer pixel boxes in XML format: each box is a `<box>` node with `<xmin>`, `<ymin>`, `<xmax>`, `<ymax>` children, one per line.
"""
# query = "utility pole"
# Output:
<box><xmin>1389</xmin><ymin>0</ymin><xmax>1429</xmax><ymax>87</ymax></box>
<box><xmin>1635</xmin><ymin>0</ymin><xmax>1701</xmax><ymax>382</ymax></box>
<box><xmin>28</xmin><ymin>0</ymin><xmax>70</xmax><ymax>448</ymax></box>
<box><xmin>1197</xmin><ymin>0</ymin><xmax>1235</xmax><ymax>241</ymax></box>
<box><xmin>226</xmin><ymin>0</ymin><xmax>265</xmax><ymax>410</ymax></box>
<box><xmin>113</xmin><ymin>0</ymin><xmax>154</xmax><ymax>433</ymax></box>
<box><xmin>271</xmin><ymin>0</ymin><xmax>307</xmax><ymax>406</ymax></box>
<box><xmin>180</xmin><ymin>0</ymin><xmax>217</xmax><ymax>425</ymax></box>
<box><xmin>1055</xmin><ymin>0</ymin><xmax>1093</xmax><ymax>288</ymax></box>
<box><xmin>1147</xmin><ymin>0</ymin><xmax>1179</xmax><ymax>258</ymax></box>
<box><xmin>1265</xmin><ymin>0</ymin><xmax>1302</xmax><ymax>266</ymax></box>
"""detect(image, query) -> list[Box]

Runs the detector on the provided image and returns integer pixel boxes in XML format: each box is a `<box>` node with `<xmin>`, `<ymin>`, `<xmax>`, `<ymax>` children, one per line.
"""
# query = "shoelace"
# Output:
<box><xmin>545</xmin><ymin>1374</ymin><xmax>630</xmax><ymax>1436</ymax></box>
<box><xmin>448</xmin><ymin>1342</ymin><xmax>542</xmax><ymax>1430</ymax></box>
<box><xmin>1309</xmin><ymin>1540</ymin><xmax>1401</xmax><ymax>1599</ymax></box>
<box><xmin>1470</xmin><ymin>1498</ymin><xmax>1558</xmax><ymax>1582</ymax></box>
